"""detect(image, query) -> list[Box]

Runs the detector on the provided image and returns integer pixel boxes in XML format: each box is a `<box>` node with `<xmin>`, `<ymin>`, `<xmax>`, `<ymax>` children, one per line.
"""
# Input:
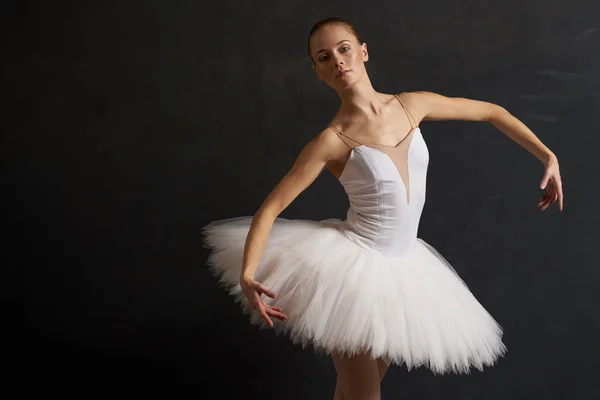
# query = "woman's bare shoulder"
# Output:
<box><xmin>397</xmin><ymin>90</ymin><xmax>451</xmax><ymax>105</ymax></box>
<box><xmin>396</xmin><ymin>90</ymin><xmax>427</xmax><ymax>104</ymax></box>
<box><xmin>304</xmin><ymin>125</ymin><xmax>352</xmax><ymax>162</ymax></box>
<box><xmin>395</xmin><ymin>91</ymin><xmax>440</xmax><ymax>123</ymax></box>
<box><xmin>316</xmin><ymin>125</ymin><xmax>349</xmax><ymax>149</ymax></box>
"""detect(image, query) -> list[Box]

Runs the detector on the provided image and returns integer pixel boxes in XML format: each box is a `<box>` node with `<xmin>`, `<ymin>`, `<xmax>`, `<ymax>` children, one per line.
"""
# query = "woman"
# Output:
<box><xmin>202</xmin><ymin>17</ymin><xmax>563</xmax><ymax>400</ymax></box>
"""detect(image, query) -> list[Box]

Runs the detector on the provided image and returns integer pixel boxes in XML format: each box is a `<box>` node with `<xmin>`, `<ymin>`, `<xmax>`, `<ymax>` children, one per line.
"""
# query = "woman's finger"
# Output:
<box><xmin>258</xmin><ymin>284</ymin><xmax>277</xmax><ymax>299</ymax></box>
<box><xmin>249</xmin><ymin>291</ymin><xmax>262</xmax><ymax>310</ymax></box>
<box><xmin>539</xmin><ymin>194</ymin><xmax>551</xmax><ymax>210</ymax></box>
<box><xmin>245</xmin><ymin>281</ymin><xmax>283</xmax><ymax>325</ymax></box>
<box><xmin>546</xmin><ymin>188</ymin><xmax>558</xmax><ymax>209</ymax></box>
<box><xmin>539</xmin><ymin>187</ymin><xmax>555</xmax><ymax>207</ymax></box>
<box><xmin>543</xmin><ymin>192</ymin><xmax>555</xmax><ymax>210</ymax></box>
<box><xmin>543</xmin><ymin>192</ymin><xmax>553</xmax><ymax>209</ymax></box>
<box><xmin>255</xmin><ymin>297</ymin><xmax>273</xmax><ymax>327</ymax></box>
<box><xmin>558</xmin><ymin>187</ymin><xmax>564</xmax><ymax>211</ymax></box>
<box><xmin>554</xmin><ymin>175</ymin><xmax>564</xmax><ymax>211</ymax></box>
<box><xmin>266</xmin><ymin>310</ymin><xmax>288</xmax><ymax>321</ymax></box>
<box><xmin>540</xmin><ymin>172</ymin><xmax>550</xmax><ymax>190</ymax></box>
<box><xmin>266</xmin><ymin>307</ymin><xmax>288</xmax><ymax>321</ymax></box>
<box><xmin>247</xmin><ymin>279</ymin><xmax>277</xmax><ymax>299</ymax></box>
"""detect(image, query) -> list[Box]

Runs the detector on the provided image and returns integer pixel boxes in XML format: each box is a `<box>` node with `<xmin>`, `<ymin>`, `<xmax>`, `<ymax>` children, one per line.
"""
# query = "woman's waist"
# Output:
<box><xmin>337</xmin><ymin>221</ymin><xmax>418</xmax><ymax>259</ymax></box>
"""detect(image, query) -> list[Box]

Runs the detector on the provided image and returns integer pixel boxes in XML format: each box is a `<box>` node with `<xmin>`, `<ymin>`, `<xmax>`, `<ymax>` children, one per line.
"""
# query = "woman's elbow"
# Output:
<box><xmin>486</xmin><ymin>104</ymin><xmax>510</xmax><ymax>123</ymax></box>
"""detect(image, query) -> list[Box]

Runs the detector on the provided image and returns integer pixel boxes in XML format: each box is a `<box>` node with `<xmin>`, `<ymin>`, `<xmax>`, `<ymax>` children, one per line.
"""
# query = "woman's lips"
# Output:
<box><xmin>337</xmin><ymin>69</ymin><xmax>351</xmax><ymax>78</ymax></box>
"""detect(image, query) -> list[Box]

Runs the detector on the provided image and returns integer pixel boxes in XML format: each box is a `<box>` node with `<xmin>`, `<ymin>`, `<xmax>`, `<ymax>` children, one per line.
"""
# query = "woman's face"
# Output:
<box><xmin>310</xmin><ymin>24</ymin><xmax>368</xmax><ymax>89</ymax></box>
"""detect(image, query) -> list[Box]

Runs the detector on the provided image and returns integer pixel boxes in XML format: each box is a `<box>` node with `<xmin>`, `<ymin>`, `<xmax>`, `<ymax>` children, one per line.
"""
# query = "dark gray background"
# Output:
<box><xmin>5</xmin><ymin>0</ymin><xmax>600</xmax><ymax>398</ymax></box>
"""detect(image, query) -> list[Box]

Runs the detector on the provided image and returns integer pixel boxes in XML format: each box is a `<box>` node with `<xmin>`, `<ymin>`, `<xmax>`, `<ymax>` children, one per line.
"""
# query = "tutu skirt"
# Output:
<box><xmin>202</xmin><ymin>216</ymin><xmax>507</xmax><ymax>375</ymax></box>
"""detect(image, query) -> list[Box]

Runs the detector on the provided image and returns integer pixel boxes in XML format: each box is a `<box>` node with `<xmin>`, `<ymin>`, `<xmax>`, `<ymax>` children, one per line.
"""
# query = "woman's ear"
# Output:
<box><xmin>362</xmin><ymin>43</ymin><xmax>369</xmax><ymax>62</ymax></box>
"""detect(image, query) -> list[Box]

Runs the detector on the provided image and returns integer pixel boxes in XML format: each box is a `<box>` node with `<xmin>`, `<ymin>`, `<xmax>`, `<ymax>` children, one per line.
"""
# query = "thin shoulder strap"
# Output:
<box><xmin>328</xmin><ymin>126</ymin><xmax>363</xmax><ymax>148</ymax></box>
<box><xmin>394</xmin><ymin>94</ymin><xmax>417</xmax><ymax>128</ymax></box>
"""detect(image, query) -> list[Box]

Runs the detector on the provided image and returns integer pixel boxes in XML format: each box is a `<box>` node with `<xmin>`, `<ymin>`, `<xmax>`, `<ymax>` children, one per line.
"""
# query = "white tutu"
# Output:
<box><xmin>202</xmin><ymin>216</ymin><xmax>507</xmax><ymax>375</ymax></box>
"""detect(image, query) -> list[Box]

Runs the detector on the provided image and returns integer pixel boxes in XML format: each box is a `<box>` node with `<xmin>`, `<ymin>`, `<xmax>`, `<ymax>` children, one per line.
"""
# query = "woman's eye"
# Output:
<box><xmin>318</xmin><ymin>46</ymin><xmax>349</xmax><ymax>61</ymax></box>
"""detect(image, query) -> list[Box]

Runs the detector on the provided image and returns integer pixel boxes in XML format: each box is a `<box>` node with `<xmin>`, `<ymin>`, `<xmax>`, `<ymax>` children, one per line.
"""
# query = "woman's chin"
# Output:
<box><xmin>331</xmin><ymin>79</ymin><xmax>355</xmax><ymax>90</ymax></box>
<box><xmin>325</xmin><ymin>76</ymin><xmax>349</xmax><ymax>88</ymax></box>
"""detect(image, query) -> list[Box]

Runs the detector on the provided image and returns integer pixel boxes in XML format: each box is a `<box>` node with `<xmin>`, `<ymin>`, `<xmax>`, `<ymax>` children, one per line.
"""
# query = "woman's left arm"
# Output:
<box><xmin>407</xmin><ymin>91</ymin><xmax>563</xmax><ymax>212</ymax></box>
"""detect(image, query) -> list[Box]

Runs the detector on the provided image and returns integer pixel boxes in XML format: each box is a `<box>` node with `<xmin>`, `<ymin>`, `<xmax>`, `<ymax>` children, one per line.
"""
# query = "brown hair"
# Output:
<box><xmin>307</xmin><ymin>17</ymin><xmax>363</xmax><ymax>64</ymax></box>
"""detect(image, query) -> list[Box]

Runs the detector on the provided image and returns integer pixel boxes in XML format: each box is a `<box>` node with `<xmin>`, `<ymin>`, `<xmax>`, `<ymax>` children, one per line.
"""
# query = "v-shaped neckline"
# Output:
<box><xmin>337</xmin><ymin>128</ymin><xmax>422</xmax><ymax>204</ymax></box>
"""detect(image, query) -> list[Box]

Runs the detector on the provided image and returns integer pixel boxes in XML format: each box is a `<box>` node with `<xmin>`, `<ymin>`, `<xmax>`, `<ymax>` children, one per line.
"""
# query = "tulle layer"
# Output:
<box><xmin>201</xmin><ymin>216</ymin><xmax>507</xmax><ymax>375</ymax></box>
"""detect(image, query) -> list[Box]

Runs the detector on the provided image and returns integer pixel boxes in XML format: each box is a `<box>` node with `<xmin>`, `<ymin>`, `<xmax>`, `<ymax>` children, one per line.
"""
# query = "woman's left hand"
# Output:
<box><xmin>538</xmin><ymin>155</ymin><xmax>564</xmax><ymax>212</ymax></box>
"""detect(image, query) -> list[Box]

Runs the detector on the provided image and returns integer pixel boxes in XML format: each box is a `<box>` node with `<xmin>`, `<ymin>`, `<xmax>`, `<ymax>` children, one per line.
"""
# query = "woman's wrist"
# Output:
<box><xmin>540</xmin><ymin>151</ymin><xmax>557</xmax><ymax>166</ymax></box>
<box><xmin>241</xmin><ymin>271</ymin><xmax>255</xmax><ymax>282</ymax></box>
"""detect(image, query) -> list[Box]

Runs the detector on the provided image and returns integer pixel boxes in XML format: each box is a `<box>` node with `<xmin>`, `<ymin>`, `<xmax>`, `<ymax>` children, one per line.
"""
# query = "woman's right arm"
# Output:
<box><xmin>238</xmin><ymin>128</ymin><xmax>340</xmax><ymax>326</ymax></box>
<box><xmin>241</xmin><ymin>128</ymin><xmax>338</xmax><ymax>281</ymax></box>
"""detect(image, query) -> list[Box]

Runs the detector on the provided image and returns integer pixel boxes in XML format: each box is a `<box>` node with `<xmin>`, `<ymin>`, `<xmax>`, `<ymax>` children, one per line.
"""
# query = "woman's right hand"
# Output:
<box><xmin>240</xmin><ymin>275</ymin><xmax>288</xmax><ymax>327</ymax></box>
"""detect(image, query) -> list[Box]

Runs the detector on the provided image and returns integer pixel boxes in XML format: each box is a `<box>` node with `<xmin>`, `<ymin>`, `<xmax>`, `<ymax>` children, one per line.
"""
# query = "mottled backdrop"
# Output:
<box><xmin>5</xmin><ymin>0</ymin><xmax>599</xmax><ymax>398</ymax></box>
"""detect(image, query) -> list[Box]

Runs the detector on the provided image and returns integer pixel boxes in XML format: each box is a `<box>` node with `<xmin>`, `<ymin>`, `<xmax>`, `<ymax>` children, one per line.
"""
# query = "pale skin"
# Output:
<box><xmin>239</xmin><ymin>23</ymin><xmax>564</xmax><ymax>400</ymax></box>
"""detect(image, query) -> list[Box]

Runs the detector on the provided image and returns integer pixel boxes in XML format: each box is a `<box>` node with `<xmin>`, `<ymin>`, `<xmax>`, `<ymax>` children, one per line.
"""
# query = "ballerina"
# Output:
<box><xmin>202</xmin><ymin>16</ymin><xmax>564</xmax><ymax>400</ymax></box>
